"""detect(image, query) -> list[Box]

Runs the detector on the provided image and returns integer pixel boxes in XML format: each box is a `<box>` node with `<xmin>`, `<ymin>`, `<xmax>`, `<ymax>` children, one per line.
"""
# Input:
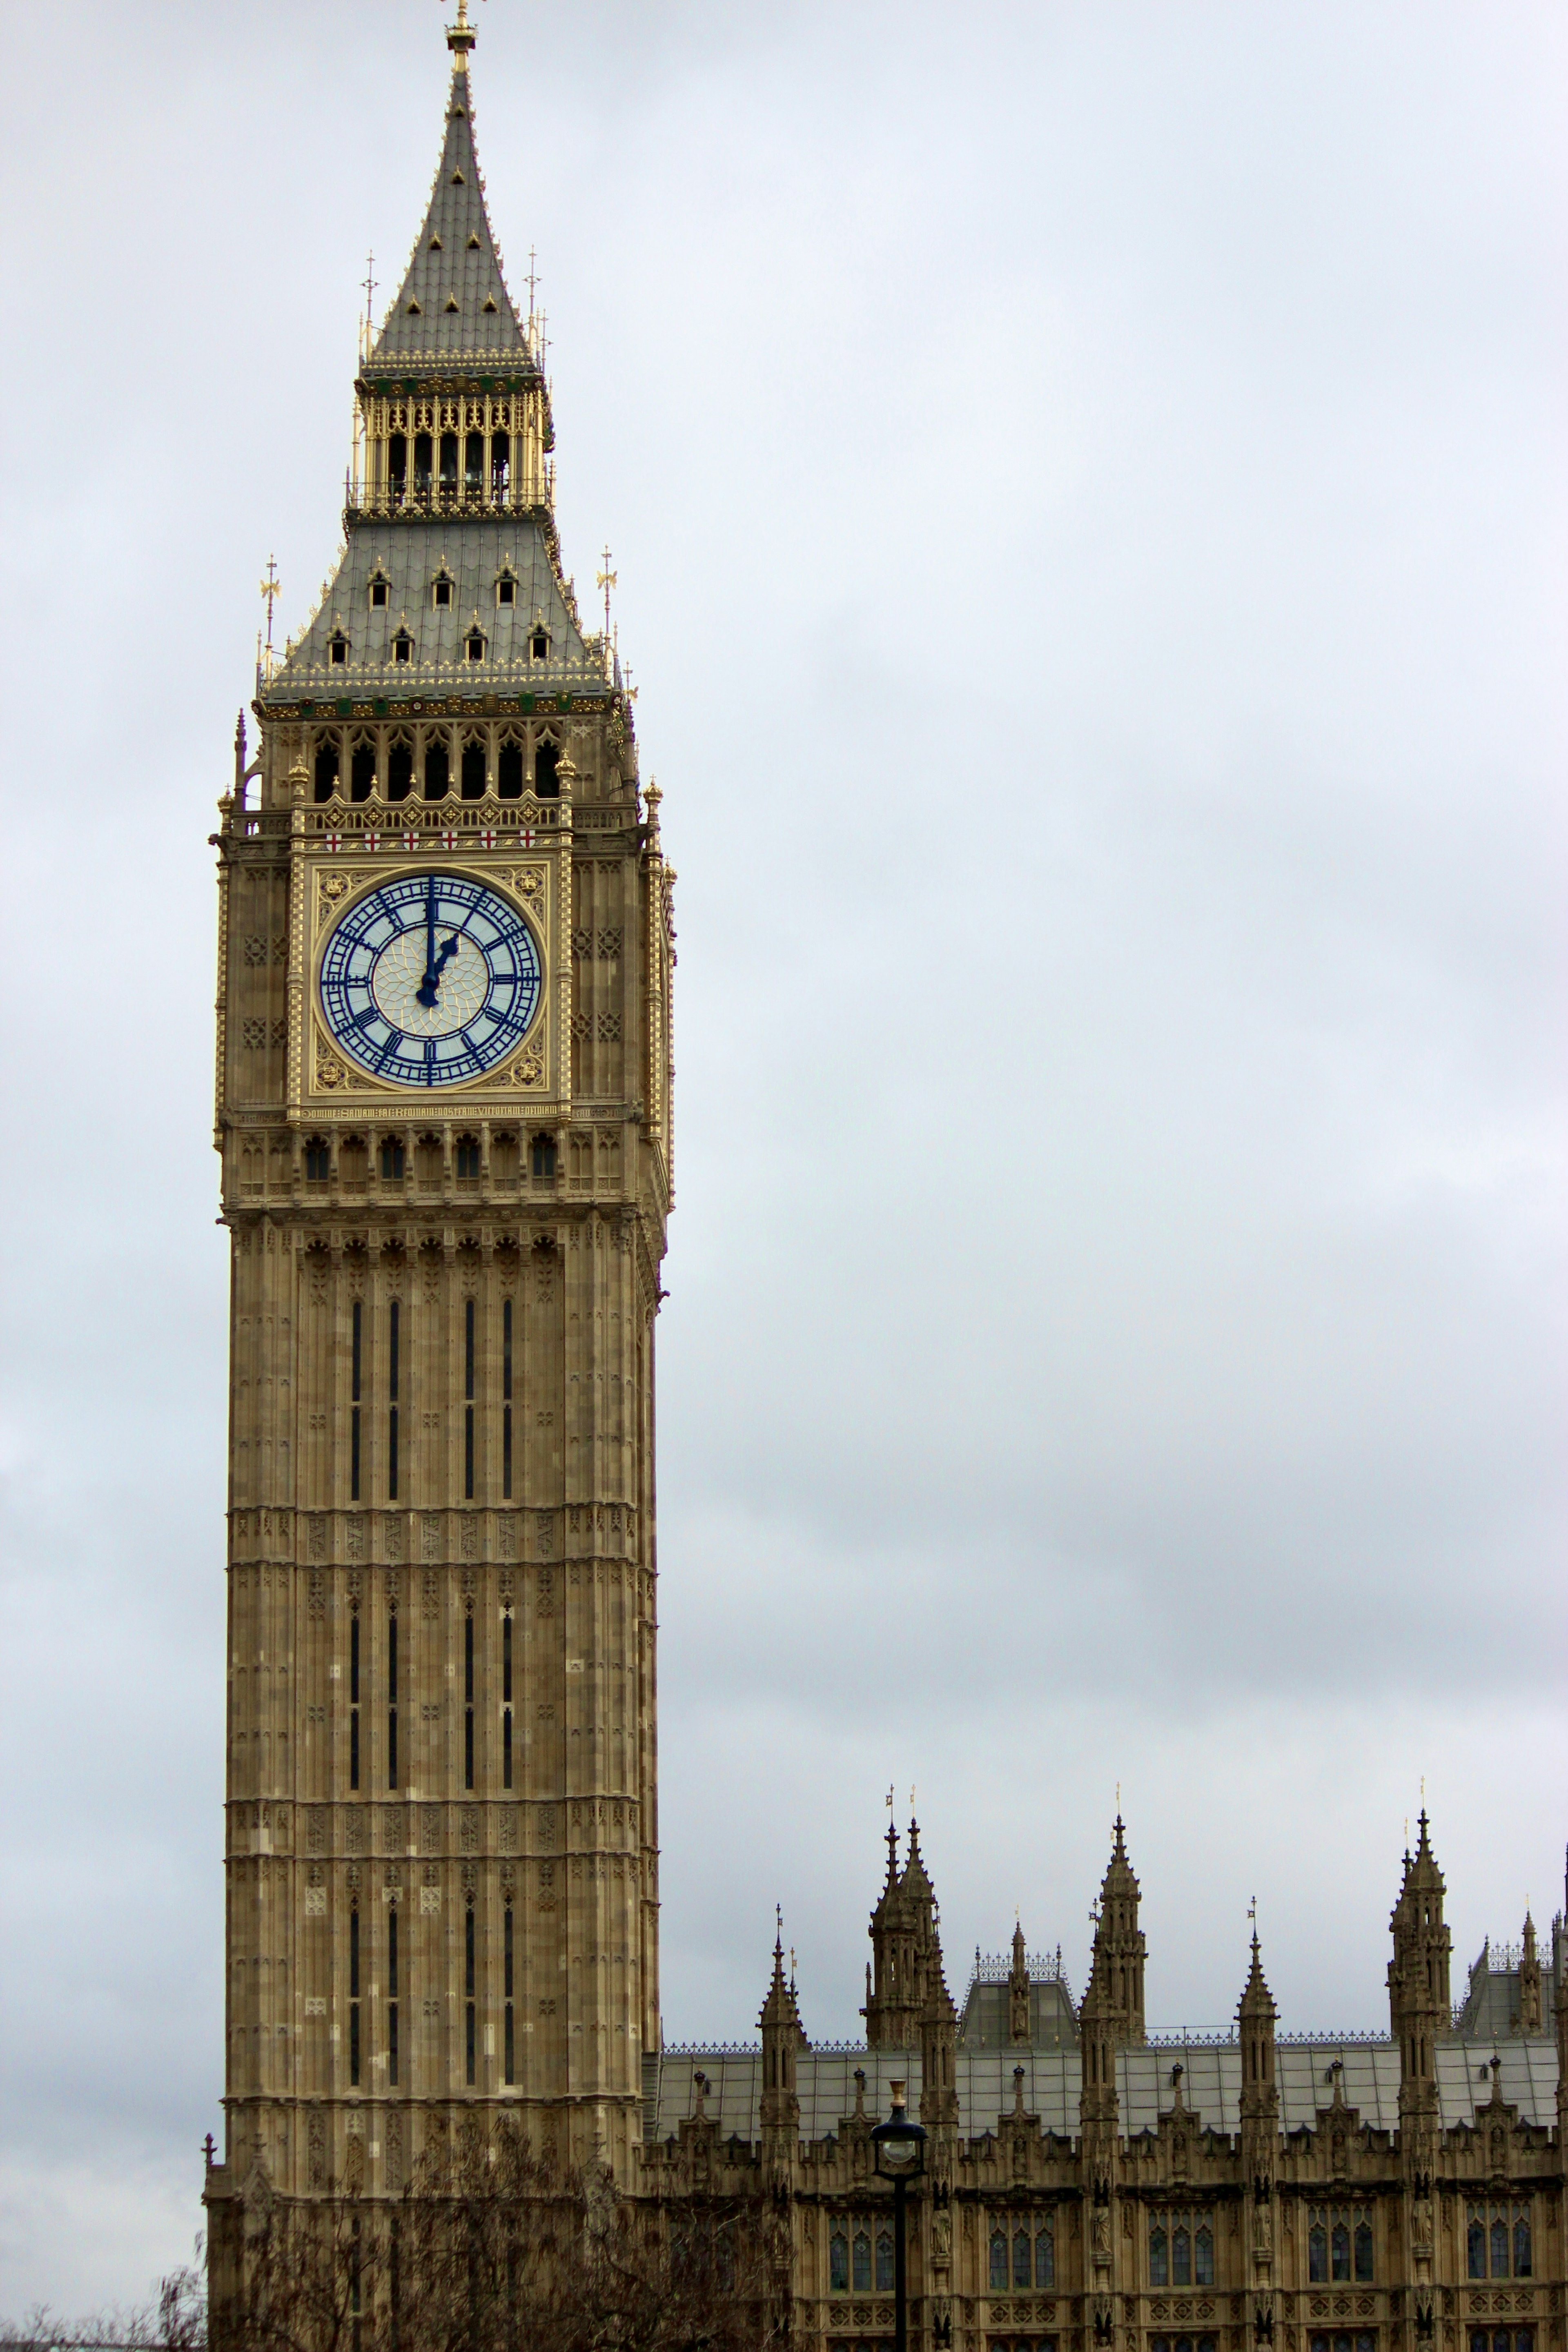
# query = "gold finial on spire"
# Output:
<box><xmin>445</xmin><ymin>0</ymin><xmax>483</xmax><ymax>61</ymax></box>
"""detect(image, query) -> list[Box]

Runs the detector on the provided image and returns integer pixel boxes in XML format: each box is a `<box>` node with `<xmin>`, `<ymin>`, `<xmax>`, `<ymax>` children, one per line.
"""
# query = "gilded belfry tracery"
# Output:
<box><xmin>204</xmin><ymin>12</ymin><xmax>1567</xmax><ymax>2349</ymax></box>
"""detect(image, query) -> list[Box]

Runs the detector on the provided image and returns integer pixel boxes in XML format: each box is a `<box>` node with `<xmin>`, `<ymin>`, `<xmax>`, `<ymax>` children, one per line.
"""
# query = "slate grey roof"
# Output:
<box><xmin>365</xmin><ymin>62</ymin><xmax>531</xmax><ymax>375</ymax></box>
<box><xmin>260</xmin><ymin>520</ymin><xmax>599</xmax><ymax>706</ymax></box>
<box><xmin>645</xmin><ymin>2039</ymin><xmax>1562</xmax><ymax>2147</ymax></box>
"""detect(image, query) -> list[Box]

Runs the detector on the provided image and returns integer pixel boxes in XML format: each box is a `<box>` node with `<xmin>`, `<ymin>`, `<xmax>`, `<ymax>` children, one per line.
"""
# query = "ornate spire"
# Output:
<box><xmin>1237</xmin><ymin>1926</ymin><xmax>1279</xmax><ymax>2130</ymax></box>
<box><xmin>365</xmin><ymin>37</ymin><xmax>529</xmax><ymax>373</ymax></box>
<box><xmin>1088</xmin><ymin>1814</ymin><xmax>1147</xmax><ymax>2047</ymax></box>
<box><xmin>1388</xmin><ymin>1808</ymin><xmax>1450</xmax><ymax>2128</ymax></box>
<box><xmin>759</xmin><ymin>1913</ymin><xmax>804</xmax><ymax>2163</ymax></box>
<box><xmin>1009</xmin><ymin>1917</ymin><xmax>1031</xmax><ymax>2045</ymax></box>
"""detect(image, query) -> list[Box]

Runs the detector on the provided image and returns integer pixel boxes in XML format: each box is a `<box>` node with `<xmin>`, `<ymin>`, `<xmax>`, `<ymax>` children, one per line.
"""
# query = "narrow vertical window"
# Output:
<box><xmin>464</xmin><ymin>1295</ymin><xmax>475</xmax><ymax>1500</ymax></box>
<box><xmin>350</xmin><ymin>1299</ymin><xmax>363</xmax><ymax>1501</ymax></box>
<box><xmin>349</xmin><ymin>1612</ymin><xmax>361</xmax><ymax>1790</ymax></box>
<box><xmin>388</xmin><ymin>1611</ymin><xmax>399</xmax><ymax>1789</ymax></box>
<box><xmin>464</xmin><ymin>1611</ymin><xmax>475</xmax><ymax>1790</ymax></box>
<box><xmin>504</xmin><ymin>1903</ymin><xmax>515</xmax><ymax>2084</ymax></box>
<box><xmin>502</xmin><ymin>1297</ymin><xmax>513</xmax><ymax>1499</ymax></box>
<box><xmin>502</xmin><ymin>1611</ymin><xmax>513</xmax><ymax>1790</ymax></box>
<box><xmin>465</xmin><ymin>1904</ymin><xmax>477</xmax><ymax>2087</ymax></box>
<box><xmin>388</xmin><ymin>1299</ymin><xmax>400</xmax><ymax>1501</ymax></box>
<box><xmin>387</xmin><ymin>1904</ymin><xmax>400</xmax><ymax>2087</ymax></box>
<box><xmin>348</xmin><ymin>1904</ymin><xmax>362</xmax><ymax>2086</ymax></box>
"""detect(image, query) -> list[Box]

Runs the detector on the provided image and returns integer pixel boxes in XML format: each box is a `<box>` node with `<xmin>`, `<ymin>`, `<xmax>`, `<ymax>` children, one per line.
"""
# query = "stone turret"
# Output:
<box><xmin>1519</xmin><ymin>1912</ymin><xmax>1542</xmax><ymax>2034</ymax></box>
<box><xmin>1238</xmin><ymin>1930</ymin><xmax>1278</xmax><ymax>2132</ymax></box>
<box><xmin>1090</xmin><ymin>1815</ymin><xmax>1147</xmax><ymax>2047</ymax></box>
<box><xmin>1236</xmin><ymin>1929</ymin><xmax>1280</xmax><ymax>2348</ymax></box>
<box><xmin>759</xmin><ymin>1921</ymin><xmax>803</xmax><ymax>2180</ymax></box>
<box><xmin>920</xmin><ymin>1901</ymin><xmax>961</xmax><ymax>2134</ymax></box>
<box><xmin>864</xmin><ymin>1816</ymin><xmax>940</xmax><ymax>2048</ymax></box>
<box><xmin>1389</xmin><ymin>1812</ymin><xmax>1451</xmax><ymax>2136</ymax></box>
<box><xmin>1008</xmin><ymin>1920</ymin><xmax>1031</xmax><ymax>2045</ymax></box>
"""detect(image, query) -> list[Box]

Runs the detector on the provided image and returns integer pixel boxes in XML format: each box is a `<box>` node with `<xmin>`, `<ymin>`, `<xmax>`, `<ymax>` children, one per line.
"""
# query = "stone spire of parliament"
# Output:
<box><xmin>205</xmin><ymin>0</ymin><xmax>671</xmax><ymax>2287</ymax></box>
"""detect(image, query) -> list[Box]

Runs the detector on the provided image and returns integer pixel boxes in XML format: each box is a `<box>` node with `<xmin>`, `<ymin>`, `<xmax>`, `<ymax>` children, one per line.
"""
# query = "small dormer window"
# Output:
<box><xmin>466</xmin><ymin>628</ymin><xmax>486</xmax><ymax>663</ymax></box>
<box><xmin>452</xmin><ymin>168</ymin><xmax>466</xmax><ymax>184</ymax></box>
<box><xmin>369</xmin><ymin>578</ymin><xmax>389</xmax><ymax>608</ymax></box>
<box><xmin>429</xmin><ymin>234</ymin><xmax>443</xmax><ymax>250</ymax></box>
<box><xmin>406</xmin><ymin>298</ymin><xmax>423</xmax><ymax>315</ymax></box>
<box><xmin>393</xmin><ymin>630</ymin><xmax>413</xmax><ymax>665</ymax></box>
<box><xmin>433</xmin><ymin>575</ymin><xmax>453</xmax><ymax>609</ymax></box>
<box><xmin>497</xmin><ymin>572</ymin><xmax>517</xmax><ymax>607</ymax></box>
<box><xmin>482</xmin><ymin>296</ymin><xmax>498</xmax><ymax>313</ymax></box>
<box><xmin>329</xmin><ymin>633</ymin><xmax>349</xmax><ymax>667</ymax></box>
<box><xmin>468</xmin><ymin>234</ymin><xmax>482</xmax><ymax>250</ymax></box>
<box><xmin>444</xmin><ymin>294</ymin><xmax>459</xmax><ymax>312</ymax></box>
<box><xmin>530</xmin><ymin>627</ymin><xmax>550</xmax><ymax>662</ymax></box>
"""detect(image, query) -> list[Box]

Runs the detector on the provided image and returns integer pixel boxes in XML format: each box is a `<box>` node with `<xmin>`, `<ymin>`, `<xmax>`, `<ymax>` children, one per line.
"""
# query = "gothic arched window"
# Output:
<box><xmin>461</xmin><ymin>736</ymin><xmax>487</xmax><ymax>797</ymax></box>
<box><xmin>989</xmin><ymin>2231</ymin><xmax>1007</xmax><ymax>2291</ymax></box>
<box><xmin>829</xmin><ymin>2232</ymin><xmax>848</xmax><ymax>2293</ymax></box>
<box><xmin>1309</xmin><ymin>2225</ymin><xmax>1327</xmax><ymax>2283</ymax></box>
<box><xmin>852</xmin><ymin>2231</ymin><xmax>871</xmax><ymax>2294</ymax></box>
<box><xmin>1173</xmin><ymin>2225</ymin><xmax>1192</xmax><ymax>2286</ymax></box>
<box><xmin>1513</xmin><ymin>2218</ymin><xmax>1531</xmax><ymax>2278</ymax></box>
<box><xmin>535</xmin><ymin>737</ymin><xmax>560</xmax><ymax>797</ymax></box>
<box><xmin>314</xmin><ymin>733</ymin><xmax>341</xmax><ymax>802</ymax></box>
<box><xmin>304</xmin><ymin>1140</ymin><xmax>330</xmax><ymax>1182</ymax></box>
<box><xmin>530</xmin><ymin>1133</ymin><xmax>556</xmax><ymax>1180</ymax></box>
<box><xmin>876</xmin><ymin>2232</ymin><xmax>894</xmax><ymax>2292</ymax></box>
<box><xmin>1490</xmin><ymin>2221</ymin><xmax>1508</xmax><ymax>2278</ymax></box>
<box><xmin>1467</xmin><ymin>2218</ymin><xmax>1485</xmax><ymax>2279</ymax></box>
<box><xmin>388</xmin><ymin>737</ymin><xmax>414</xmax><ymax>799</ymax></box>
<box><xmin>1331</xmin><ymin>2222</ymin><xmax>1350</xmax><ymax>2281</ymax></box>
<box><xmin>1195</xmin><ymin>2225</ymin><xmax>1214</xmax><ymax>2285</ymax></box>
<box><xmin>1013</xmin><ymin>2230</ymin><xmax>1031</xmax><ymax>2288</ymax></box>
<box><xmin>1149</xmin><ymin>2226</ymin><xmax>1169</xmax><ymax>2287</ymax></box>
<box><xmin>1354</xmin><ymin>2222</ymin><xmax>1374</xmax><ymax>2282</ymax></box>
<box><xmin>497</xmin><ymin>735</ymin><xmax>523</xmax><ymax>798</ymax></box>
<box><xmin>350</xmin><ymin>736</ymin><xmax>376</xmax><ymax>803</ymax></box>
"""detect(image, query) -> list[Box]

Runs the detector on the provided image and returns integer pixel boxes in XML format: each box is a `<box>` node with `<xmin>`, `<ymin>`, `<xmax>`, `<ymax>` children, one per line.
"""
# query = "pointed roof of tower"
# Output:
<box><xmin>1237</xmin><ymin>1930</ymin><xmax>1277</xmax><ymax>2023</ymax></box>
<box><xmin>759</xmin><ymin>1925</ymin><xmax>800</xmax><ymax>2033</ymax></box>
<box><xmin>901</xmin><ymin>1820</ymin><xmax>934</xmax><ymax>1903</ymax></box>
<box><xmin>365</xmin><ymin>51</ymin><xmax>531</xmax><ymax>376</ymax></box>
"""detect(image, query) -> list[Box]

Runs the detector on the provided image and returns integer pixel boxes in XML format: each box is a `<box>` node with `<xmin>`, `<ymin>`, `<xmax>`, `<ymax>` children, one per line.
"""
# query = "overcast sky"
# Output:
<box><xmin>0</xmin><ymin>0</ymin><xmax>1564</xmax><ymax>2319</ymax></box>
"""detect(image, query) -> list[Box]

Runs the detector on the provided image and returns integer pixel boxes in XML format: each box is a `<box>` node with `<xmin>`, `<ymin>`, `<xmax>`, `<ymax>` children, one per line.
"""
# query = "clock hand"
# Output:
<box><xmin>423</xmin><ymin>876</ymin><xmax>437</xmax><ymax>987</ymax></box>
<box><xmin>416</xmin><ymin>931</ymin><xmax>461</xmax><ymax>1009</ymax></box>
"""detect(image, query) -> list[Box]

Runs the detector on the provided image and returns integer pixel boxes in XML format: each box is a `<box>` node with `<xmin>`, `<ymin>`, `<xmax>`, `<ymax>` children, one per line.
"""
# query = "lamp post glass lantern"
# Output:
<box><xmin>871</xmin><ymin>2080</ymin><xmax>927</xmax><ymax>2352</ymax></box>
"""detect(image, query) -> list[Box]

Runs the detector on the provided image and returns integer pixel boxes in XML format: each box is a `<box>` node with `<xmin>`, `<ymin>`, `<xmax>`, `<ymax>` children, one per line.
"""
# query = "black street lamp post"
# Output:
<box><xmin>871</xmin><ymin>2078</ymin><xmax>928</xmax><ymax>2352</ymax></box>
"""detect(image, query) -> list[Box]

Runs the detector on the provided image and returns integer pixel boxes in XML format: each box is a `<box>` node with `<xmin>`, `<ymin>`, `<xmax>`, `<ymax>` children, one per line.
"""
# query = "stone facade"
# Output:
<box><xmin>646</xmin><ymin>1815</ymin><xmax>1567</xmax><ymax>2352</ymax></box>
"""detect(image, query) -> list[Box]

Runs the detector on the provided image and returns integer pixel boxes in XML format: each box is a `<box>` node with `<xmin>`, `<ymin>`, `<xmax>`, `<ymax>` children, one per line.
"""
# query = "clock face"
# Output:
<box><xmin>319</xmin><ymin>871</ymin><xmax>543</xmax><ymax>1088</ymax></box>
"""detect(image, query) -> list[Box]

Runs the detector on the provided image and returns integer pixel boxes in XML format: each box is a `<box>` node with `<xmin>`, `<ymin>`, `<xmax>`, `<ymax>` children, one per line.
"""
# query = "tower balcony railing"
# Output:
<box><xmin>347</xmin><ymin>474</ymin><xmax>554</xmax><ymax>523</ymax></box>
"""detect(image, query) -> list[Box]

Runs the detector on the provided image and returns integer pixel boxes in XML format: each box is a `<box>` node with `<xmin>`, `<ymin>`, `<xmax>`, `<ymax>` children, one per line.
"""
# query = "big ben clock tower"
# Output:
<box><xmin>205</xmin><ymin>0</ymin><xmax>673</xmax><ymax>2265</ymax></box>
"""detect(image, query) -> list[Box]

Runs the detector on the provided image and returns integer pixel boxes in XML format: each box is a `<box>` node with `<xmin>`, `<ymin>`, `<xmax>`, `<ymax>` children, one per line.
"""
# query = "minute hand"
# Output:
<box><xmin>416</xmin><ymin>932</ymin><xmax>461</xmax><ymax>1008</ymax></box>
